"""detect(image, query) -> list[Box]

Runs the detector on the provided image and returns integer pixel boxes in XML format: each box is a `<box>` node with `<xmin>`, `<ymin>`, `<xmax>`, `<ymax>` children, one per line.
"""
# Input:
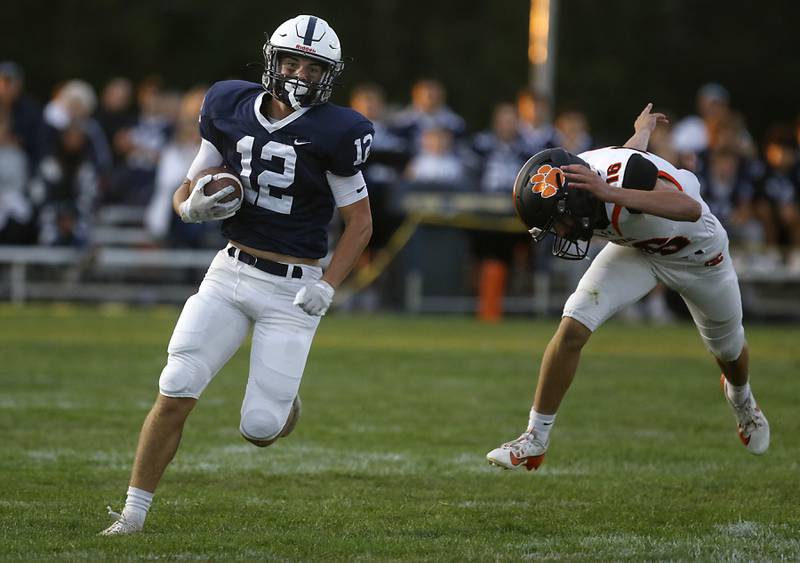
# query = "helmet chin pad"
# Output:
<box><xmin>284</xmin><ymin>79</ymin><xmax>310</xmax><ymax>98</ymax></box>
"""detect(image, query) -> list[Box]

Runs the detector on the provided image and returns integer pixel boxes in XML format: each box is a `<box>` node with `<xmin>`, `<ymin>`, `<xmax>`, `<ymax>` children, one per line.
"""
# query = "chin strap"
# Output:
<box><xmin>287</xmin><ymin>88</ymin><xmax>302</xmax><ymax>111</ymax></box>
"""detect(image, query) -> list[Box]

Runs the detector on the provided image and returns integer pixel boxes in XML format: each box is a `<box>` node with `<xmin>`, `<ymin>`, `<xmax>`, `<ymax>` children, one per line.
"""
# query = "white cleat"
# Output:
<box><xmin>486</xmin><ymin>431</ymin><xmax>548</xmax><ymax>471</ymax></box>
<box><xmin>278</xmin><ymin>395</ymin><xmax>302</xmax><ymax>439</ymax></box>
<box><xmin>99</xmin><ymin>506</ymin><xmax>143</xmax><ymax>536</ymax></box>
<box><xmin>720</xmin><ymin>375</ymin><xmax>770</xmax><ymax>455</ymax></box>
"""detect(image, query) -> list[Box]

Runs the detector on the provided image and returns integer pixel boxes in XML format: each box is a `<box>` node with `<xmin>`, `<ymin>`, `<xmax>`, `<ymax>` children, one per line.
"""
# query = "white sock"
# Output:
<box><xmin>527</xmin><ymin>408</ymin><xmax>556</xmax><ymax>443</ymax></box>
<box><xmin>727</xmin><ymin>381</ymin><xmax>752</xmax><ymax>405</ymax></box>
<box><xmin>122</xmin><ymin>486</ymin><xmax>153</xmax><ymax>526</ymax></box>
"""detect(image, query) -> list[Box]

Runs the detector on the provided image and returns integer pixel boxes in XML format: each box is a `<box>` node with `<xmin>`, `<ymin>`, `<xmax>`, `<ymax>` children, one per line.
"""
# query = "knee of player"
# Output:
<box><xmin>240</xmin><ymin>409</ymin><xmax>282</xmax><ymax>445</ymax></box>
<box><xmin>706</xmin><ymin>327</ymin><xmax>745</xmax><ymax>362</ymax></box>
<box><xmin>158</xmin><ymin>354</ymin><xmax>206</xmax><ymax>398</ymax></box>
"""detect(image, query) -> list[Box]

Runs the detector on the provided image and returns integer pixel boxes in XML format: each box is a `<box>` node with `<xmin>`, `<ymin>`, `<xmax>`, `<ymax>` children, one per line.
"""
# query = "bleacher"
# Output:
<box><xmin>0</xmin><ymin>205</ymin><xmax>214</xmax><ymax>304</ymax></box>
<box><xmin>1</xmin><ymin>196</ymin><xmax>799</xmax><ymax>318</ymax></box>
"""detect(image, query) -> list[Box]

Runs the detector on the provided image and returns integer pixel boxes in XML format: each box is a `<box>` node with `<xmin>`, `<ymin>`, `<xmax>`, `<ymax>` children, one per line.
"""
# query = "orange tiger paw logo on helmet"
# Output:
<box><xmin>530</xmin><ymin>165</ymin><xmax>563</xmax><ymax>198</ymax></box>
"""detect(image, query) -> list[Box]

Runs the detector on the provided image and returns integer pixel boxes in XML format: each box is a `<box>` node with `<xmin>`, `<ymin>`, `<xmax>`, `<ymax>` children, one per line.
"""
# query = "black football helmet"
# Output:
<box><xmin>512</xmin><ymin>148</ymin><xmax>609</xmax><ymax>260</ymax></box>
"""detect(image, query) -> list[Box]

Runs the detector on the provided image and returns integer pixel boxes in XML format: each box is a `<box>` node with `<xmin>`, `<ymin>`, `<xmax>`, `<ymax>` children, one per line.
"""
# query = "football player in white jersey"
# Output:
<box><xmin>101</xmin><ymin>15</ymin><xmax>374</xmax><ymax>534</ymax></box>
<box><xmin>486</xmin><ymin>104</ymin><xmax>769</xmax><ymax>471</ymax></box>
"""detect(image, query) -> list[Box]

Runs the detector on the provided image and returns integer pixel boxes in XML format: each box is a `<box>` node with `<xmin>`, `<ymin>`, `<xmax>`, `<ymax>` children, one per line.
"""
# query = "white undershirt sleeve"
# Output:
<box><xmin>326</xmin><ymin>171</ymin><xmax>368</xmax><ymax>207</ymax></box>
<box><xmin>186</xmin><ymin>138</ymin><xmax>224</xmax><ymax>180</ymax></box>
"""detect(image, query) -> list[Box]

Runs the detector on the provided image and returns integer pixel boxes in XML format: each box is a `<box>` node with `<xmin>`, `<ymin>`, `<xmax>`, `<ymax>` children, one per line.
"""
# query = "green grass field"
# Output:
<box><xmin>1</xmin><ymin>304</ymin><xmax>798</xmax><ymax>560</ymax></box>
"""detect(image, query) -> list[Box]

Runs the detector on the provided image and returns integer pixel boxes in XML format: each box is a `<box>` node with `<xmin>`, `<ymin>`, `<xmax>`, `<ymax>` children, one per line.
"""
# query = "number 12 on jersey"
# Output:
<box><xmin>236</xmin><ymin>136</ymin><xmax>297</xmax><ymax>215</ymax></box>
<box><xmin>353</xmin><ymin>133</ymin><xmax>373</xmax><ymax>166</ymax></box>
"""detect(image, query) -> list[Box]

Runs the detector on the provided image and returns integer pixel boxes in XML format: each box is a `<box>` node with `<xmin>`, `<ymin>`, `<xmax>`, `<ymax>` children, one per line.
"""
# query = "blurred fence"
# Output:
<box><xmin>2</xmin><ymin>193</ymin><xmax>800</xmax><ymax>321</ymax></box>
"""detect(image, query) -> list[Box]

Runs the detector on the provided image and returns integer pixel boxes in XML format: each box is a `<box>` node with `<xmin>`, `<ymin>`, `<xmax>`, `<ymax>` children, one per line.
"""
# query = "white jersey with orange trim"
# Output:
<box><xmin>578</xmin><ymin>146</ymin><xmax>727</xmax><ymax>264</ymax></box>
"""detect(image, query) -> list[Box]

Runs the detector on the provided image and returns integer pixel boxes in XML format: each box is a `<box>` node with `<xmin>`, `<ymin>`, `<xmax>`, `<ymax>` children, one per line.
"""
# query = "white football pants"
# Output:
<box><xmin>563</xmin><ymin>243</ymin><xmax>745</xmax><ymax>361</ymax></box>
<box><xmin>159</xmin><ymin>246</ymin><xmax>322</xmax><ymax>441</ymax></box>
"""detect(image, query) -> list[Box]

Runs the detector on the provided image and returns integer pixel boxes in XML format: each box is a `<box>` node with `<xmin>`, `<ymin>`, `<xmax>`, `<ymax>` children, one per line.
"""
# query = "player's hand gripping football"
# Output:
<box><xmin>179</xmin><ymin>175</ymin><xmax>241</xmax><ymax>223</ymax></box>
<box><xmin>293</xmin><ymin>281</ymin><xmax>335</xmax><ymax>316</ymax></box>
<box><xmin>633</xmin><ymin>103</ymin><xmax>669</xmax><ymax>137</ymax></box>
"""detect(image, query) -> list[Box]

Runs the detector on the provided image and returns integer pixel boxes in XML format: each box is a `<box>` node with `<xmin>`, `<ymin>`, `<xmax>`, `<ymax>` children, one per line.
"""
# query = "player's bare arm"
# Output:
<box><xmin>563</xmin><ymin>164</ymin><xmax>701</xmax><ymax>222</ymax></box>
<box><xmin>623</xmin><ymin>103</ymin><xmax>668</xmax><ymax>151</ymax></box>
<box><xmin>292</xmin><ymin>197</ymin><xmax>372</xmax><ymax>316</ymax></box>
<box><xmin>322</xmin><ymin>197</ymin><xmax>373</xmax><ymax>288</ymax></box>
<box><xmin>172</xmin><ymin>180</ymin><xmax>191</xmax><ymax>214</ymax></box>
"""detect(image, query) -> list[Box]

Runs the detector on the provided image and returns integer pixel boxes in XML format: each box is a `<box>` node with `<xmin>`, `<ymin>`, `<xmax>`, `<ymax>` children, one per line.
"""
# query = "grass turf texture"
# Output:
<box><xmin>1</xmin><ymin>304</ymin><xmax>798</xmax><ymax>560</ymax></box>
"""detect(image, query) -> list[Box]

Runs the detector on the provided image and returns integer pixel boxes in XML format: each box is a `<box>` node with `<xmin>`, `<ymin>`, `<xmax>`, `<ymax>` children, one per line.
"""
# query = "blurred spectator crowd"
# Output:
<box><xmin>1</xmin><ymin>60</ymin><xmax>800</xmax><ymax>311</ymax></box>
<box><xmin>0</xmin><ymin>62</ymin><xmax>211</xmax><ymax>249</ymax></box>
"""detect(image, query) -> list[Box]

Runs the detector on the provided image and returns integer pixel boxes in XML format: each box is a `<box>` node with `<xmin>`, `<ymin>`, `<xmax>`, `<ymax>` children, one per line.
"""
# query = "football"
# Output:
<box><xmin>193</xmin><ymin>167</ymin><xmax>243</xmax><ymax>204</ymax></box>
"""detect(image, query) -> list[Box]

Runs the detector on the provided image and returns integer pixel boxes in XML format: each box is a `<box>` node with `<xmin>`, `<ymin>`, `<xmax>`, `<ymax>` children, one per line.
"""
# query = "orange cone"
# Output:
<box><xmin>478</xmin><ymin>259</ymin><xmax>508</xmax><ymax>322</ymax></box>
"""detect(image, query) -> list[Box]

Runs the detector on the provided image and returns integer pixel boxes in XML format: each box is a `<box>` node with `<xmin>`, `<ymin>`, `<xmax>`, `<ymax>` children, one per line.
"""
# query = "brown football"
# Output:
<box><xmin>192</xmin><ymin>167</ymin><xmax>243</xmax><ymax>204</ymax></box>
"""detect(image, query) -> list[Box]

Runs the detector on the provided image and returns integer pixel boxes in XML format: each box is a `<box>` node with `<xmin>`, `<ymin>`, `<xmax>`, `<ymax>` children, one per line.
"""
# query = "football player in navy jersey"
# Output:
<box><xmin>102</xmin><ymin>15</ymin><xmax>374</xmax><ymax>535</ymax></box>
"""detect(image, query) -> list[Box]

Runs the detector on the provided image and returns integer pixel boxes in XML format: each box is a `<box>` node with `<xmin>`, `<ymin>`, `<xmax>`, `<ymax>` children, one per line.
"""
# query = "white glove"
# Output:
<box><xmin>293</xmin><ymin>281</ymin><xmax>335</xmax><ymax>316</ymax></box>
<box><xmin>179</xmin><ymin>174</ymin><xmax>241</xmax><ymax>223</ymax></box>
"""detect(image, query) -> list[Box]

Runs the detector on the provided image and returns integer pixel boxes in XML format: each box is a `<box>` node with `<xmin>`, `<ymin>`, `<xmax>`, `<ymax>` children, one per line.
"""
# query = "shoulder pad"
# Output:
<box><xmin>318</xmin><ymin>103</ymin><xmax>372</xmax><ymax>131</ymax></box>
<box><xmin>201</xmin><ymin>80</ymin><xmax>261</xmax><ymax>119</ymax></box>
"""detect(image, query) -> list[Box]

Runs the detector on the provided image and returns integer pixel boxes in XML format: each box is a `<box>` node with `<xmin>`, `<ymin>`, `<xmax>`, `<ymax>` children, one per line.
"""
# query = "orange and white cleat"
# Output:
<box><xmin>486</xmin><ymin>431</ymin><xmax>547</xmax><ymax>471</ymax></box>
<box><xmin>720</xmin><ymin>375</ymin><xmax>770</xmax><ymax>455</ymax></box>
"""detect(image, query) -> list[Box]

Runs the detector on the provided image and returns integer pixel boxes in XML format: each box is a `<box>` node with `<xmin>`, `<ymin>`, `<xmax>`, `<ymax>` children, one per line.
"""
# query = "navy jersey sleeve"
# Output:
<box><xmin>198</xmin><ymin>116</ymin><xmax>223</xmax><ymax>154</ymax></box>
<box><xmin>198</xmin><ymin>83</ymin><xmax>225</xmax><ymax>153</ymax></box>
<box><xmin>329</xmin><ymin>119</ymin><xmax>375</xmax><ymax>177</ymax></box>
<box><xmin>199</xmin><ymin>80</ymin><xmax>256</xmax><ymax>153</ymax></box>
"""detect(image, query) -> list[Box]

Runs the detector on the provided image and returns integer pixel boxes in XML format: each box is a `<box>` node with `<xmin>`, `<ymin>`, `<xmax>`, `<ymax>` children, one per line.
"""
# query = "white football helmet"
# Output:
<box><xmin>262</xmin><ymin>15</ymin><xmax>344</xmax><ymax>109</ymax></box>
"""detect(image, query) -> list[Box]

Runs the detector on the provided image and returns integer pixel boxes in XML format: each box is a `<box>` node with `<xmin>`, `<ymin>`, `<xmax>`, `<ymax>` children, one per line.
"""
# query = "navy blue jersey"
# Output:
<box><xmin>470</xmin><ymin>131</ymin><xmax>531</xmax><ymax>193</ymax></box>
<box><xmin>199</xmin><ymin>80</ymin><xmax>373</xmax><ymax>258</ymax></box>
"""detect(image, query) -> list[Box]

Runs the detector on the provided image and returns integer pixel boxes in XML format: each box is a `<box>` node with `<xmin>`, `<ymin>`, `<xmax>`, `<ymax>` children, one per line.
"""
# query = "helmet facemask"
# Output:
<box><xmin>261</xmin><ymin>45</ymin><xmax>343</xmax><ymax>109</ymax></box>
<box><xmin>548</xmin><ymin>203</ymin><xmax>594</xmax><ymax>260</ymax></box>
